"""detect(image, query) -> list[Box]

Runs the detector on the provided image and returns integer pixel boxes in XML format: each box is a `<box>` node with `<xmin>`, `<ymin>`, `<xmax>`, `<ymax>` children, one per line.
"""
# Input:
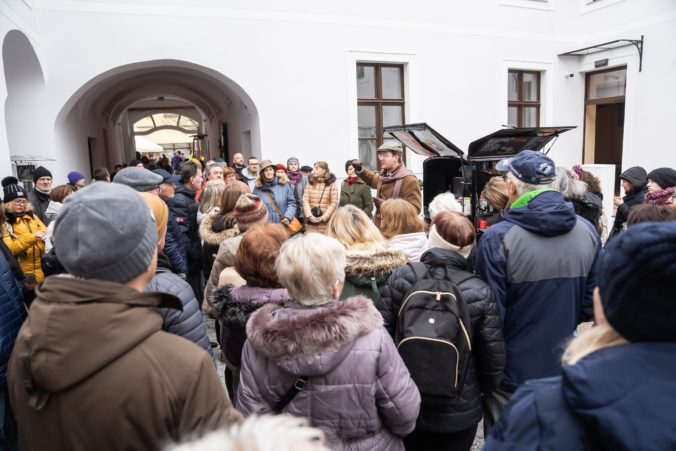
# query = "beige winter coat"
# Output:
<box><xmin>302</xmin><ymin>173</ymin><xmax>339</xmax><ymax>234</ymax></box>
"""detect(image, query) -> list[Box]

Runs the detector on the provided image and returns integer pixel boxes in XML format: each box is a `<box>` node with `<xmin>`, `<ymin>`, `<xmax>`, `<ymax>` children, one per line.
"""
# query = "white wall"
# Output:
<box><xmin>0</xmin><ymin>0</ymin><xmax>674</xmax><ymax>182</ymax></box>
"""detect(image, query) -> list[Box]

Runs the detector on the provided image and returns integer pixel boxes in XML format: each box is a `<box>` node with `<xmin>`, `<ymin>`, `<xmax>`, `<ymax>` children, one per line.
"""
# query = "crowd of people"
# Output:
<box><xmin>0</xmin><ymin>143</ymin><xmax>674</xmax><ymax>451</ymax></box>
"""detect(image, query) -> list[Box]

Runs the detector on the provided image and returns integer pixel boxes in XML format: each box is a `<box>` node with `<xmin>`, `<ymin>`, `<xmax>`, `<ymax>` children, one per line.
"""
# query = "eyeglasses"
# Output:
<box><xmin>12</xmin><ymin>199</ymin><xmax>27</xmax><ymax>205</ymax></box>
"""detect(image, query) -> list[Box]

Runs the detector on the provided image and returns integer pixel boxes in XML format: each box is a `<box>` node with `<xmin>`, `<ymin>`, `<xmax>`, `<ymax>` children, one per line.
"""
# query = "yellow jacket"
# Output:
<box><xmin>2</xmin><ymin>211</ymin><xmax>47</xmax><ymax>281</ymax></box>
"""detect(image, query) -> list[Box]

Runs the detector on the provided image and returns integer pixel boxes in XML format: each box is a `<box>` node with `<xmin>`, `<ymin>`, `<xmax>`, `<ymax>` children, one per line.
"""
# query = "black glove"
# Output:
<box><xmin>351</xmin><ymin>160</ymin><xmax>363</xmax><ymax>173</ymax></box>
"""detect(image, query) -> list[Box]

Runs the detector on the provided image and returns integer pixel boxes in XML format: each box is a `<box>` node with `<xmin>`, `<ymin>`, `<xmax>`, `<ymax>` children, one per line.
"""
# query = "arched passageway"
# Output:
<box><xmin>3</xmin><ymin>30</ymin><xmax>46</xmax><ymax>163</ymax></box>
<box><xmin>55</xmin><ymin>60</ymin><xmax>260</xmax><ymax>176</ymax></box>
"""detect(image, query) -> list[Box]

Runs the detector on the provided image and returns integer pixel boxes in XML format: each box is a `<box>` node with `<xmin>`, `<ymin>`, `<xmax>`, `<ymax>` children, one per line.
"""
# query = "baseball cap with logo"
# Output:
<box><xmin>495</xmin><ymin>150</ymin><xmax>556</xmax><ymax>185</ymax></box>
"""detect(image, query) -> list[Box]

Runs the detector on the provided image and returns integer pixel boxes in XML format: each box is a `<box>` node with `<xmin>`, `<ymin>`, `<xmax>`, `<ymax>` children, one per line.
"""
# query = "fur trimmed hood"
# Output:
<box><xmin>211</xmin><ymin>284</ymin><xmax>290</xmax><ymax>329</ymax></box>
<box><xmin>345</xmin><ymin>248</ymin><xmax>407</xmax><ymax>279</ymax></box>
<box><xmin>199</xmin><ymin>211</ymin><xmax>239</xmax><ymax>245</ymax></box>
<box><xmin>246</xmin><ymin>296</ymin><xmax>383</xmax><ymax>374</ymax></box>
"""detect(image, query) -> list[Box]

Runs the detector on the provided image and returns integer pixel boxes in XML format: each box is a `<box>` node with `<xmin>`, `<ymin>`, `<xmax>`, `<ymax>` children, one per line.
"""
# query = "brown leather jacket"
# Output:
<box><xmin>358</xmin><ymin>165</ymin><xmax>422</xmax><ymax>215</ymax></box>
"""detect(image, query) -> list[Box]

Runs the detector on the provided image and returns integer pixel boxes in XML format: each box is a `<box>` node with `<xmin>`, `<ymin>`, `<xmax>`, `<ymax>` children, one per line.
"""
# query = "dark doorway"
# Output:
<box><xmin>583</xmin><ymin>67</ymin><xmax>627</xmax><ymax>195</ymax></box>
<box><xmin>594</xmin><ymin>102</ymin><xmax>624</xmax><ymax>194</ymax></box>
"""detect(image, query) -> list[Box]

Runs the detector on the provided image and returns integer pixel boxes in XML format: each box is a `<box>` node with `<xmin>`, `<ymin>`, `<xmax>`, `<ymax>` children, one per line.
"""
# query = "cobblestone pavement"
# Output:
<box><xmin>205</xmin><ymin>316</ymin><xmax>485</xmax><ymax>449</ymax></box>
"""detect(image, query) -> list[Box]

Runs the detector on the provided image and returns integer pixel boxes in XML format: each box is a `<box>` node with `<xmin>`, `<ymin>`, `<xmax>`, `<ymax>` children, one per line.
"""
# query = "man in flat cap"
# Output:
<box><xmin>351</xmin><ymin>141</ymin><xmax>422</xmax><ymax>224</ymax></box>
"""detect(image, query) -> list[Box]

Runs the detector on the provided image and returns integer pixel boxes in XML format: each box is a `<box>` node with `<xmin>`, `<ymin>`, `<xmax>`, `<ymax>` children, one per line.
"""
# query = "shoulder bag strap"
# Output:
<box><xmin>263</xmin><ymin>191</ymin><xmax>284</xmax><ymax>219</ymax></box>
<box><xmin>273</xmin><ymin>376</ymin><xmax>309</xmax><ymax>414</ymax></box>
<box><xmin>316</xmin><ymin>184</ymin><xmax>328</xmax><ymax>207</ymax></box>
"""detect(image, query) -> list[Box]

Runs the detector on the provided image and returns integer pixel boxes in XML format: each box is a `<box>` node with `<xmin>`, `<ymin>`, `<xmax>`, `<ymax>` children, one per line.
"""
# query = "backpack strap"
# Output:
<box><xmin>447</xmin><ymin>270</ymin><xmax>477</xmax><ymax>287</ymax></box>
<box><xmin>273</xmin><ymin>376</ymin><xmax>309</xmax><ymax>414</ymax></box>
<box><xmin>406</xmin><ymin>262</ymin><xmax>428</xmax><ymax>281</ymax></box>
<box><xmin>392</xmin><ymin>178</ymin><xmax>404</xmax><ymax>199</ymax></box>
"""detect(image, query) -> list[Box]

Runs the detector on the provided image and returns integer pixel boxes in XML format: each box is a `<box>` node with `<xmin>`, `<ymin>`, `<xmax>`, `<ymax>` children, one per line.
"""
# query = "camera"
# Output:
<box><xmin>311</xmin><ymin>206</ymin><xmax>323</xmax><ymax>217</ymax></box>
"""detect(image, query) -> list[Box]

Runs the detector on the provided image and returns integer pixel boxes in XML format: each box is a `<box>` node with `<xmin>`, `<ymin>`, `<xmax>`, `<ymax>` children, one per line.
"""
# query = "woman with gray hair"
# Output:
<box><xmin>236</xmin><ymin>233</ymin><xmax>420</xmax><ymax>451</ymax></box>
<box><xmin>555</xmin><ymin>167</ymin><xmax>604</xmax><ymax>239</ymax></box>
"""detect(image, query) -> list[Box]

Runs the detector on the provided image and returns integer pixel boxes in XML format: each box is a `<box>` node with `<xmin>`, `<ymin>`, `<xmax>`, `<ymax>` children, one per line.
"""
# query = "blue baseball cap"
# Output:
<box><xmin>495</xmin><ymin>150</ymin><xmax>556</xmax><ymax>185</ymax></box>
<box><xmin>152</xmin><ymin>168</ymin><xmax>180</xmax><ymax>184</ymax></box>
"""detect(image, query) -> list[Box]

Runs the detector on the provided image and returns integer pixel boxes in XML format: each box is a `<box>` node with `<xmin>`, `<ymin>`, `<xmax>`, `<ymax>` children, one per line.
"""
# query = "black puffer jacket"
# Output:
<box><xmin>145</xmin><ymin>255</ymin><xmax>212</xmax><ymax>355</ymax></box>
<box><xmin>377</xmin><ymin>247</ymin><xmax>505</xmax><ymax>433</ymax></box>
<box><xmin>168</xmin><ymin>184</ymin><xmax>202</xmax><ymax>273</ymax></box>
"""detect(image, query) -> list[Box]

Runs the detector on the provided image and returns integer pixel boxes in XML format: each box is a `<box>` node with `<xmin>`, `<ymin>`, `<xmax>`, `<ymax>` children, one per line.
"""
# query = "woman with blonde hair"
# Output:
<box><xmin>236</xmin><ymin>233</ymin><xmax>420</xmax><ymax>450</ymax></box>
<box><xmin>379</xmin><ymin>198</ymin><xmax>427</xmax><ymax>262</ymax></box>
<box><xmin>484</xmin><ymin>222</ymin><xmax>676</xmax><ymax>451</ymax></box>
<box><xmin>481</xmin><ymin>176</ymin><xmax>510</xmax><ymax>222</ymax></box>
<box><xmin>326</xmin><ymin>205</ymin><xmax>406</xmax><ymax>302</ymax></box>
<box><xmin>302</xmin><ymin>161</ymin><xmax>338</xmax><ymax>234</ymax></box>
<box><xmin>198</xmin><ymin>180</ymin><xmax>227</xmax><ymax>218</ymax></box>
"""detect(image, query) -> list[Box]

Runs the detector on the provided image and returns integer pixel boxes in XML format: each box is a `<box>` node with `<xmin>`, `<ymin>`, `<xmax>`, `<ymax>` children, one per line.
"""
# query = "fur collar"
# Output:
<box><xmin>345</xmin><ymin>248</ymin><xmax>407</xmax><ymax>279</ymax></box>
<box><xmin>246</xmin><ymin>295</ymin><xmax>382</xmax><ymax>358</ymax></box>
<box><xmin>308</xmin><ymin>173</ymin><xmax>337</xmax><ymax>186</ymax></box>
<box><xmin>254</xmin><ymin>175</ymin><xmax>288</xmax><ymax>189</ymax></box>
<box><xmin>211</xmin><ymin>284</ymin><xmax>290</xmax><ymax>328</ymax></box>
<box><xmin>199</xmin><ymin>211</ymin><xmax>239</xmax><ymax>245</ymax></box>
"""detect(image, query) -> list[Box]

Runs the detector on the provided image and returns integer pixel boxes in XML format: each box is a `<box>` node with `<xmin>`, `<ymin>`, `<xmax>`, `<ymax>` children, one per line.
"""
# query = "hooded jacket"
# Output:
<box><xmin>145</xmin><ymin>254</ymin><xmax>213</xmax><ymax>355</ymax></box>
<box><xmin>302</xmin><ymin>173</ymin><xmax>338</xmax><ymax>233</ymax></box>
<box><xmin>238</xmin><ymin>167</ymin><xmax>257</xmax><ymax>191</ymax></box>
<box><xmin>340</xmin><ymin>248</ymin><xmax>407</xmax><ymax>302</ymax></box>
<box><xmin>8</xmin><ymin>276</ymin><xmax>241</xmax><ymax>451</ymax></box>
<box><xmin>236</xmin><ymin>296</ymin><xmax>421</xmax><ymax>450</ymax></box>
<box><xmin>211</xmin><ymin>284</ymin><xmax>291</xmax><ymax>369</ymax></box>
<box><xmin>168</xmin><ymin>184</ymin><xmax>201</xmax><ymax>273</ymax></box>
<box><xmin>387</xmin><ymin>232</ymin><xmax>428</xmax><ymax>263</ymax></box>
<box><xmin>254</xmin><ymin>176</ymin><xmax>296</xmax><ymax>224</ymax></box>
<box><xmin>0</xmin><ymin>250</ymin><xmax>24</xmax><ymax>387</ymax></box>
<box><xmin>377</xmin><ymin>248</ymin><xmax>505</xmax><ymax>432</ymax></box>
<box><xmin>484</xmin><ymin>343</ymin><xmax>676</xmax><ymax>451</ymax></box>
<box><xmin>2</xmin><ymin>210</ymin><xmax>47</xmax><ymax>282</ymax></box>
<box><xmin>476</xmin><ymin>190</ymin><xmax>600</xmax><ymax>387</ymax></box>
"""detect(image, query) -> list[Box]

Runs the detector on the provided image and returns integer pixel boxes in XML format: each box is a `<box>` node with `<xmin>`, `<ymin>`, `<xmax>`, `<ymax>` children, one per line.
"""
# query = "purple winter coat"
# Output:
<box><xmin>236</xmin><ymin>295</ymin><xmax>421</xmax><ymax>451</ymax></box>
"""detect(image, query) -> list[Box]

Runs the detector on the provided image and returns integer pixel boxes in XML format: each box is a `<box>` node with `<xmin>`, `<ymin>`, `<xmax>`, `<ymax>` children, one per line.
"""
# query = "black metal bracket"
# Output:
<box><xmin>558</xmin><ymin>35</ymin><xmax>644</xmax><ymax>72</ymax></box>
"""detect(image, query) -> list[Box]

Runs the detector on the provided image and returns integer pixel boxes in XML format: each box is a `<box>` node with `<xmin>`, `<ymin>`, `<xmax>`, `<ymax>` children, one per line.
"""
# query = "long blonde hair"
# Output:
<box><xmin>326</xmin><ymin>205</ymin><xmax>387</xmax><ymax>251</ymax></box>
<box><xmin>562</xmin><ymin>322</ymin><xmax>628</xmax><ymax>365</ymax></box>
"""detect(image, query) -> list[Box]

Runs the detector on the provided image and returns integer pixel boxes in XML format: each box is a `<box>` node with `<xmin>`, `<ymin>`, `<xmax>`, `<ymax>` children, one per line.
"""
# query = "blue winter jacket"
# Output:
<box><xmin>254</xmin><ymin>177</ymin><xmax>296</xmax><ymax>223</ymax></box>
<box><xmin>484</xmin><ymin>343</ymin><xmax>676</xmax><ymax>451</ymax></box>
<box><xmin>145</xmin><ymin>256</ymin><xmax>212</xmax><ymax>356</ymax></box>
<box><xmin>476</xmin><ymin>190</ymin><xmax>600</xmax><ymax>387</ymax></box>
<box><xmin>0</xmin><ymin>251</ymin><xmax>25</xmax><ymax>387</ymax></box>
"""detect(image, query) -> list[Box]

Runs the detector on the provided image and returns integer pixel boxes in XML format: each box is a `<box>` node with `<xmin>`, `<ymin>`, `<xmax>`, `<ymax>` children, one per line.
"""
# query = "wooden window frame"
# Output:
<box><xmin>508</xmin><ymin>70</ymin><xmax>541</xmax><ymax>127</ymax></box>
<box><xmin>357</xmin><ymin>63</ymin><xmax>406</xmax><ymax>165</ymax></box>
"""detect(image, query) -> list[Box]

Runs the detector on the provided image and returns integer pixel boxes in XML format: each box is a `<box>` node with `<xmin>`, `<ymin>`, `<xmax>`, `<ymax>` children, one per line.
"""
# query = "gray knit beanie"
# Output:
<box><xmin>113</xmin><ymin>167</ymin><xmax>163</xmax><ymax>192</ymax></box>
<box><xmin>54</xmin><ymin>182</ymin><xmax>157</xmax><ymax>283</ymax></box>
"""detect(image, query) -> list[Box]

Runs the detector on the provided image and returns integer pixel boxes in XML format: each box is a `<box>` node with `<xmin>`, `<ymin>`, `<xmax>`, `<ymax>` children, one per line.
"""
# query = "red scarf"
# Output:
<box><xmin>645</xmin><ymin>187</ymin><xmax>675</xmax><ymax>205</ymax></box>
<box><xmin>346</xmin><ymin>177</ymin><xmax>359</xmax><ymax>186</ymax></box>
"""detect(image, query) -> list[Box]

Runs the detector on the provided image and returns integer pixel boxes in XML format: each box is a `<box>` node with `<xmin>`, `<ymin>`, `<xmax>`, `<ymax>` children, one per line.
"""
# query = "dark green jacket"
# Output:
<box><xmin>340</xmin><ymin>179</ymin><xmax>374</xmax><ymax>218</ymax></box>
<box><xmin>339</xmin><ymin>248</ymin><xmax>407</xmax><ymax>303</ymax></box>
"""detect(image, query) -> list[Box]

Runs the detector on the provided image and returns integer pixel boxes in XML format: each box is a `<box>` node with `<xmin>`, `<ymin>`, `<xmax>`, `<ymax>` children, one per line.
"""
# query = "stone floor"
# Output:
<box><xmin>205</xmin><ymin>316</ymin><xmax>485</xmax><ymax>449</ymax></box>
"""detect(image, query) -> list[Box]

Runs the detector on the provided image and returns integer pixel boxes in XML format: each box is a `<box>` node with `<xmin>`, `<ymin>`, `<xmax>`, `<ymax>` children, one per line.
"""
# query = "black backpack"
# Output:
<box><xmin>395</xmin><ymin>262</ymin><xmax>474</xmax><ymax>398</ymax></box>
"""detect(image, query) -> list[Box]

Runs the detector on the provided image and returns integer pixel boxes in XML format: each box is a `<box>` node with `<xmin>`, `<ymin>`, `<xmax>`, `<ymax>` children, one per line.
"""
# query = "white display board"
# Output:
<box><xmin>581</xmin><ymin>164</ymin><xmax>616</xmax><ymax>222</ymax></box>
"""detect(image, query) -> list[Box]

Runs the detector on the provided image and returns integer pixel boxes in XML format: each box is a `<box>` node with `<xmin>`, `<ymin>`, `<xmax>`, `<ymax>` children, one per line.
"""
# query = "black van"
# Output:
<box><xmin>383</xmin><ymin>123</ymin><xmax>575</xmax><ymax>228</ymax></box>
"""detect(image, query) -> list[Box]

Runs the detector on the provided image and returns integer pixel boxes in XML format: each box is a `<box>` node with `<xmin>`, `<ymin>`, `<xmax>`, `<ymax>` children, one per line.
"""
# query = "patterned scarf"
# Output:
<box><xmin>644</xmin><ymin>187</ymin><xmax>675</xmax><ymax>206</ymax></box>
<box><xmin>287</xmin><ymin>171</ymin><xmax>303</xmax><ymax>187</ymax></box>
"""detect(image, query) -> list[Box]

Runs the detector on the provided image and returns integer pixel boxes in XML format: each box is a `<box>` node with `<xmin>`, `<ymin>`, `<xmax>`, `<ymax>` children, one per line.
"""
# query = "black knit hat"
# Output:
<box><xmin>32</xmin><ymin>166</ymin><xmax>53</xmax><ymax>183</ymax></box>
<box><xmin>599</xmin><ymin>222</ymin><xmax>676</xmax><ymax>343</ymax></box>
<box><xmin>619</xmin><ymin>166</ymin><xmax>647</xmax><ymax>188</ymax></box>
<box><xmin>2</xmin><ymin>177</ymin><xmax>27</xmax><ymax>203</ymax></box>
<box><xmin>647</xmin><ymin>167</ymin><xmax>676</xmax><ymax>190</ymax></box>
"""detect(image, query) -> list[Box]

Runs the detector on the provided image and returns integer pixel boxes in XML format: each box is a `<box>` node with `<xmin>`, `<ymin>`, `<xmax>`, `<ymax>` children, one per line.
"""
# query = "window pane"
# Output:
<box><xmin>522</xmin><ymin>73</ymin><xmax>538</xmax><ymax>101</ymax></box>
<box><xmin>359</xmin><ymin>139</ymin><xmax>378</xmax><ymax>170</ymax></box>
<box><xmin>523</xmin><ymin>106</ymin><xmax>538</xmax><ymax>127</ymax></box>
<box><xmin>508</xmin><ymin>107</ymin><xmax>518</xmax><ymax>128</ymax></box>
<box><xmin>587</xmin><ymin>69</ymin><xmax>626</xmax><ymax>100</ymax></box>
<box><xmin>357</xmin><ymin>65</ymin><xmax>376</xmax><ymax>99</ymax></box>
<box><xmin>508</xmin><ymin>71</ymin><xmax>518</xmax><ymax>101</ymax></box>
<box><xmin>382</xmin><ymin>105</ymin><xmax>403</xmax><ymax>132</ymax></box>
<box><xmin>358</xmin><ymin>105</ymin><xmax>376</xmax><ymax>139</ymax></box>
<box><xmin>382</xmin><ymin>66</ymin><xmax>403</xmax><ymax>99</ymax></box>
